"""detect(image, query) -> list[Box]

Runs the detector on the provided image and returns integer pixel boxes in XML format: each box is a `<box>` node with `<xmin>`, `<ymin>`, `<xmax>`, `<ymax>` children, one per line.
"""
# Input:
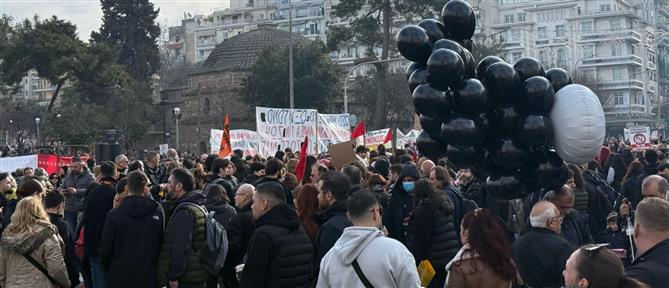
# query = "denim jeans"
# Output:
<box><xmin>64</xmin><ymin>211</ymin><xmax>78</xmax><ymax>236</ymax></box>
<box><xmin>89</xmin><ymin>257</ymin><xmax>106</xmax><ymax>288</ymax></box>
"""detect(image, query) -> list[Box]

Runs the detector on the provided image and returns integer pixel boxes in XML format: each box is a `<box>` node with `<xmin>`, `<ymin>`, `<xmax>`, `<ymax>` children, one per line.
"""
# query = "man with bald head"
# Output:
<box><xmin>512</xmin><ymin>201</ymin><xmax>575</xmax><ymax>288</ymax></box>
<box><xmin>642</xmin><ymin>175</ymin><xmax>669</xmax><ymax>200</ymax></box>
<box><xmin>547</xmin><ymin>185</ymin><xmax>593</xmax><ymax>246</ymax></box>
<box><xmin>420</xmin><ymin>159</ymin><xmax>435</xmax><ymax>177</ymax></box>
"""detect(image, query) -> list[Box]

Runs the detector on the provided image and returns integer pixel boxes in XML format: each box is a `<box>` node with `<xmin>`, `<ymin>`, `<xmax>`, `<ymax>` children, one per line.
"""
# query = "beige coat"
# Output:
<box><xmin>445</xmin><ymin>245</ymin><xmax>520</xmax><ymax>288</ymax></box>
<box><xmin>0</xmin><ymin>221</ymin><xmax>71</xmax><ymax>288</ymax></box>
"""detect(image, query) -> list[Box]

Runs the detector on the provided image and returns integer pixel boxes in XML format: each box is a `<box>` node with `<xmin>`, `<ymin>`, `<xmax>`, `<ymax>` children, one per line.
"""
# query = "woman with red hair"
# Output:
<box><xmin>446</xmin><ymin>208</ymin><xmax>522</xmax><ymax>287</ymax></box>
<box><xmin>295</xmin><ymin>184</ymin><xmax>320</xmax><ymax>241</ymax></box>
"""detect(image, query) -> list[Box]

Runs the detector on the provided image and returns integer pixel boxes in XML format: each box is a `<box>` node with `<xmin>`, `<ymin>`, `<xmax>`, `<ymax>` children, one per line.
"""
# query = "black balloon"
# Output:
<box><xmin>475</xmin><ymin>113</ymin><xmax>493</xmax><ymax>142</ymax></box>
<box><xmin>427</xmin><ymin>48</ymin><xmax>465</xmax><ymax>90</ymax></box>
<box><xmin>432</xmin><ymin>39</ymin><xmax>465</xmax><ymax>60</ymax></box>
<box><xmin>463</xmin><ymin>50</ymin><xmax>476</xmax><ymax>78</ymax></box>
<box><xmin>545</xmin><ymin>68</ymin><xmax>573</xmax><ymax>92</ymax></box>
<box><xmin>416</xmin><ymin>130</ymin><xmax>447</xmax><ymax>159</ymax></box>
<box><xmin>517</xmin><ymin>115</ymin><xmax>553</xmax><ymax>149</ymax></box>
<box><xmin>476</xmin><ymin>56</ymin><xmax>504</xmax><ymax>81</ymax></box>
<box><xmin>459</xmin><ymin>39</ymin><xmax>473</xmax><ymax>51</ymax></box>
<box><xmin>418</xmin><ymin>19</ymin><xmax>449</xmax><ymax>43</ymax></box>
<box><xmin>534</xmin><ymin>151</ymin><xmax>569</xmax><ymax>188</ymax></box>
<box><xmin>440</xmin><ymin>116</ymin><xmax>481</xmax><ymax>148</ymax></box>
<box><xmin>441</xmin><ymin>0</ymin><xmax>476</xmax><ymax>40</ymax></box>
<box><xmin>513</xmin><ymin>57</ymin><xmax>545</xmax><ymax>82</ymax></box>
<box><xmin>486</xmin><ymin>173</ymin><xmax>524</xmax><ymax>200</ymax></box>
<box><xmin>490</xmin><ymin>138</ymin><xmax>528</xmax><ymax>170</ymax></box>
<box><xmin>408</xmin><ymin>68</ymin><xmax>429</xmax><ymax>93</ymax></box>
<box><xmin>446</xmin><ymin>145</ymin><xmax>479</xmax><ymax>169</ymax></box>
<box><xmin>489</xmin><ymin>106</ymin><xmax>520</xmax><ymax>135</ymax></box>
<box><xmin>483</xmin><ymin>62</ymin><xmax>521</xmax><ymax>104</ymax></box>
<box><xmin>453</xmin><ymin>78</ymin><xmax>491</xmax><ymax>115</ymax></box>
<box><xmin>405</xmin><ymin>62</ymin><xmax>422</xmax><ymax>80</ymax></box>
<box><xmin>413</xmin><ymin>83</ymin><xmax>453</xmax><ymax>119</ymax></box>
<box><xmin>519</xmin><ymin>76</ymin><xmax>555</xmax><ymax>114</ymax></box>
<box><xmin>396</xmin><ymin>25</ymin><xmax>432</xmax><ymax>64</ymax></box>
<box><xmin>419</xmin><ymin>115</ymin><xmax>445</xmax><ymax>139</ymax></box>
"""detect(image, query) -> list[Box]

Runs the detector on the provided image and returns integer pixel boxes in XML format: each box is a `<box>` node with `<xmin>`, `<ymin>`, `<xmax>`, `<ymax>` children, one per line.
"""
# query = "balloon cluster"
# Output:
<box><xmin>399</xmin><ymin>0</ymin><xmax>606</xmax><ymax>200</ymax></box>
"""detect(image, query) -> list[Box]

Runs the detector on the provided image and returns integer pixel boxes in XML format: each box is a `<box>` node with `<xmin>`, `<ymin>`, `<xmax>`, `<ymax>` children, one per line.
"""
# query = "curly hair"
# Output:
<box><xmin>460</xmin><ymin>208</ymin><xmax>517</xmax><ymax>281</ymax></box>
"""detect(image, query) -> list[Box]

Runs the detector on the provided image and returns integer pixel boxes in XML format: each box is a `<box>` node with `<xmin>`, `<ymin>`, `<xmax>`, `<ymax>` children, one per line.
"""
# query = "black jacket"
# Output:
<box><xmin>621</xmin><ymin>163</ymin><xmax>657</xmax><ymax>209</ymax></box>
<box><xmin>240</xmin><ymin>204</ymin><xmax>313</xmax><ymax>288</ymax></box>
<box><xmin>82</xmin><ymin>178</ymin><xmax>117</xmax><ymax>258</ymax></box>
<box><xmin>223</xmin><ymin>203</ymin><xmax>254</xmax><ymax>287</ymax></box>
<box><xmin>145</xmin><ymin>164</ymin><xmax>162</xmax><ymax>200</ymax></box>
<box><xmin>99</xmin><ymin>195</ymin><xmax>165</xmax><ymax>288</ymax></box>
<box><xmin>407</xmin><ymin>200</ymin><xmax>460</xmax><ymax>265</ymax></box>
<box><xmin>165</xmin><ymin>191</ymin><xmax>205</xmax><ymax>281</ymax></box>
<box><xmin>207</xmin><ymin>175</ymin><xmax>235</xmax><ymax>204</ymax></box>
<box><xmin>460</xmin><ymin>179</ymin><xmax>484</xmax><ymax>207</ymax></box>
<box><xmin>253</xmin><ymin>176</ymin><xmax>294</xmax><ymax>207</ymax></box>
<box><xmin>204</xmin><ymin>197</ymin><xmax>236</xmax><ymax>227</ymax></box>
<box><xmin>626</xmin><ymin>239</ymin><xmax>669</xmax><ymax>288</ymax></box>
<box><xmin>48</xmin><ymin>213</ymin><xmax>81</xmax><ymax>288</ymax></box>
<box><xmin>512</xmin><ymin>227</ymin><xmax>574</xmax><ymax>288</ymax></box>
<box><xmin>312</xmin><ymin>200</ymin><xmax>351</xmax><ymax>263</ymax></box>
<box><xmin>561</xmin><ymin>210</ymin><xmax>593</xmax><ymax>247</ymax></box>
<box><xmin>583</xmin><ymin>171</ymin><xmax>613</xmax><ymax>242</ymax></box>
<box><xmin>383</xmin><ymin>164</ymin><xmax>421</xmax><ymax>244</ymax></box>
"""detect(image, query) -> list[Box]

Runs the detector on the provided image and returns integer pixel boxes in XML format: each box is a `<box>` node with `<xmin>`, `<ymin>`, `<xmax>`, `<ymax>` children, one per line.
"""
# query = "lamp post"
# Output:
<box><xmin>343</xmin><ymin>58</ymin><xmax>404</xmax><ymax>114</ymax></box>
<box><xmin>288</xmin><ymin>0</ymin><xmax>294</xmax><ymax>108</ymax></box>
<box><xmin>173</xmin><ymin>107</ymin><xmax>181</xmax><ymax>151</ymax></box>
<box><xmin>14</xmin><ymin>103</ymin><xmax>22</xmax><ymax>145</ymax></box>
<box><xmin>35</xmin><ymin>117</ymin><xmax>40</xmax><ymax>146</ymax></box>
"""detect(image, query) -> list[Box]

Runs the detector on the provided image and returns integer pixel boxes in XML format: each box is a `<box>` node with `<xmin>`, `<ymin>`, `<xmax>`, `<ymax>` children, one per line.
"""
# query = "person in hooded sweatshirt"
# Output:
<box><xmin>99</xmin><ymin>170</ymin><xmax>164</xmax><ymax>288</ymax></box>
<box><xmin>383</xmin><ymin>164</ymin><xmax>421</xmax><ymax>244</ymax></box>
<box><xmin>317</xmin><ymin>190</ymin><xmax>420</xmax><ymax>288</ymax></box>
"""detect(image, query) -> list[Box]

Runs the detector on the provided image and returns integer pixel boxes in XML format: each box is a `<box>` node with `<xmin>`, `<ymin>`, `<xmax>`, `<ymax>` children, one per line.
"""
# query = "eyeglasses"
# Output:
<box><xmin>370</xmin><ymin>207</ymin><xmax>383</xmax><ymax>217</ymax></box>
<box><xmin>582</xmin><ymin>243</ymin><xmax>609</xmax><ymax>258</ymax></box>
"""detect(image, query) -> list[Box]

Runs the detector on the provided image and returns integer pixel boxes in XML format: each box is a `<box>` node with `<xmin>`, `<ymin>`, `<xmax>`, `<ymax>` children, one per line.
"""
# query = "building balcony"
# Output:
<box><xmin>597</xmin><ymin>80</ymin><xmax>644</xmax><ymax>91</ymax></box>
<box><xmin>579</xmin><ymin>55</ymin><xmax>643</xmax><ymax>67</ymax></box>
<box><xmin>578</xmin><ymin>30</ymin><xmax>641</xmax><ymax>44</ymax></box>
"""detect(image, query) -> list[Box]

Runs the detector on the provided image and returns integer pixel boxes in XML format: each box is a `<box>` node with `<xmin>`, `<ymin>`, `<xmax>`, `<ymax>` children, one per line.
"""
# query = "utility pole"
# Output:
<box><xmin>289</xmin><ymin>0</ymin><xmax>294</xmax><ymax>109</ymax></box>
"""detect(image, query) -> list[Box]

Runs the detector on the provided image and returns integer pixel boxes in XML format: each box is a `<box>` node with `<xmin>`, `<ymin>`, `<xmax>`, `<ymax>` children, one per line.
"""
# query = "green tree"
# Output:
<box><xmin>242</xmin><ymin>41</ymin><xmax>343</xmax><ymax>111</ymax></box>
<box><xmin>92</xmin><ymin>0</ymin><xmax>161</xmax><ymax>80</ymax></box>
<box><xmin>471</xmin><ymin>38</ymin><xmax>505</xmax><ymax>65</ymax></box>
<box><xmin>328</xmin><ymin>0</ymin><xmax>441</xmax><ymax>129</ymax></box>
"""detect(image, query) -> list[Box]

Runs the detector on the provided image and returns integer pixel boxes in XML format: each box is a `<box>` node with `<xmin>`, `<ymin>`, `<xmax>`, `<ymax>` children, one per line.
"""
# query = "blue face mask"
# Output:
<box><xmin>402</xmin><ymin>181</ymin><xmax>415</xmax><ymax>192</ymax></box>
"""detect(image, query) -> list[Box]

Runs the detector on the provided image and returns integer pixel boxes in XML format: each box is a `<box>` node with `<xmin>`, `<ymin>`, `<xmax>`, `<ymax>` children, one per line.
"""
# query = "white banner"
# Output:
<box><xmin>0</xmin><ymin>154</ymin><xmax>38</xmax><ymax>173</ymax></box>
<box><xmin>626</xmin><ymin>126</ymin><xmax>651</xmax><ymax>151</ymax></box>
<box><xmin>256</xmin><ymin>107</ymin><xmax>318</xmax><ymax>158</ymax></box>
<box><xmin>365</xmin><ymin>128</ymin><xmax>391</xmax><ymax>151</ymax></box>
<box><xmin>159</xmin><ymin>144</ymin><xmax>169</xmax><ymax>155</ymax></box>
<box><xmin>318</xmin><ymin>113</ymin><xmax>351</xmax><ymax>153</ymax></box>
<box><xmin>397</xmin><ymin>129</ymin><xmax>420</xmax><ymax>148</ymax></box>
<box><xmin>230</xmin><ymin>129</ymin><xmax>258</xmax><ymax>157</ymax></box>
<box><xmin>210</xmin><ymin>129</ymin><xmax>225</xmax><ymax>155</ymax></box>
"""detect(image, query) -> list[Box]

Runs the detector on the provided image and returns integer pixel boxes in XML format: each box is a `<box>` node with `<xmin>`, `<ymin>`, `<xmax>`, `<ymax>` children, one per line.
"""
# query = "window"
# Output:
<box><xmin>612</xmin><ymin>44</ymin><xmax>623</xmax><ymax>56</ymax></box>
<box><xmin>584</xmin><ymin>70</ymin><xmax>596</xmax><ymax>81</ymax></box>
<box><xmin>583</xmin><ymin>45</ymin><xmax>594</xmax><ymax>58</ymax></box>
<box><xmin>538</xmin><ymin>27</ymin><xmax>547</xmax><ymax>39</ymax></box>
<box><xmin>614</xmin><ymin>92</ymin><xmax>624</xmax><ymax>105</ymax></box>
<box><xmin>613</xmin><ymin>68</ymin><xmax>625</xmax><ymax>80</ymax></box>
<box><xmin>557</xmin><ymin>49</ymin><xmax>567</xmax><ymax>68</ymax></box>
<box><xmin>599</xmin><ymin>4</ymin><xmax>611</xmax><ymax>12</ymax></box>
<box><xmin>517</xmin><ymin>13</ymin><xmax>526</xmax><ymax>22</ymax></box>
<box><xmin>539</xmin><ymin>50</ymin><xmax>547</xmax><ymax>64</ymax></box>
<box><xmin>505</xmin><ymin>15</ymin><xmax>514</xmax><ymax>23</ymax></box>
<box><xmin>610</xmin><ymin>19</ymin><xmax>621</xmax><ymax>30</ymax></box>
<box><xmin>581</xmin><ymin>22</ymin><xmax>593</xmax><ymax>34</ymax></box>
<box><xmin>556</xmin><ymin>25</ymin><xmax>565</xmax><ymax>37</ymax></box>
<box><xmin>232</xmin><ymin>16</ymin><xmax>238</xmax><ymax>24</ymax></box>
<box><xmin>512</xmin><ymin>52</ymin><xmax>522</xmax><ymax>63</ymax></box>
<box><xmin>511</xmin><ymin>29</ymin><xmax>521</xmax><ymax>42</ymax></box>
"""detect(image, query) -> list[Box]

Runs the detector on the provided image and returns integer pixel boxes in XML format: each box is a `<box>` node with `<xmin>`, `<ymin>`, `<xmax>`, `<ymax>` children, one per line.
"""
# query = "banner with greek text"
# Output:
<box><xmin>318</xmin><ymin>113</ymin><xmax>351</xmax><ymax>153</ymax></box>
<box><xmin>256</xmin><ymin>107</ymin><xmax>318</xmax><ymax>158</ymax></box>
<box><xmin>397</xmin><ymin>129</ymin><xmax>421</xmax><ymax>148</ymax></box>
<box><xmin>230</xmin><ymin>129</ymin><xmax>258</xmax><ymax>157</ymax></box>
<box><xmin>365</xmin><ymin>129</ymin><xmax>391</xmax><ymax>151</ymax></box>
<box><xmin>0</xmin><ymin>154</ymin><xmax>38</xmax><ymax>173</ymax></box>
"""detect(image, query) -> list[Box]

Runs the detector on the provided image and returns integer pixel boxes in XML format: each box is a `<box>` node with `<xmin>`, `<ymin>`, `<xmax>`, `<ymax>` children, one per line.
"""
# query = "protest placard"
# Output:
<box><xmin>256</xmin><ymin>107</ymin><xmax>318</xmax><ymax>158</ymax></box>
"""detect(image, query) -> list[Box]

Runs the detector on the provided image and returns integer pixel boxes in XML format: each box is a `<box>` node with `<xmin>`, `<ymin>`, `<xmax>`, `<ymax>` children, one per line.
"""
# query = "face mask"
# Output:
<box><xmin>402</xmin><ymin>181</ymin><xmax>415</xmax><ymax>192</ymax></box>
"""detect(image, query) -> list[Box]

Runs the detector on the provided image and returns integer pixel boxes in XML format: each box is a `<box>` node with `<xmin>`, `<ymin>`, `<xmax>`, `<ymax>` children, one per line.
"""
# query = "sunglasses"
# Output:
<box><xmin>582</xmin><ymin>243</ymin><xmax>609</xmax><ymax>258</ymax></box>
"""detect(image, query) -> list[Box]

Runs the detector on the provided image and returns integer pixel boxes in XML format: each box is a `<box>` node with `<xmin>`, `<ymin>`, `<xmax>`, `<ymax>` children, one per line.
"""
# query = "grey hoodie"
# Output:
<box><xmin>317</xmin><ymin>226</ymin><xmax>420</xmax><ymax>288</ymax></box>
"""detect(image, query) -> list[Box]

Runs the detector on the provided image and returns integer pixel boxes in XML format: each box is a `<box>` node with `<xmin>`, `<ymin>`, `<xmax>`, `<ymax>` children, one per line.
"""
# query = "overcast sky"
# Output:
<box><xmin>0</xmin><ymin>0</ymin><xmax>230</xmax><ymax>40</ymax></box>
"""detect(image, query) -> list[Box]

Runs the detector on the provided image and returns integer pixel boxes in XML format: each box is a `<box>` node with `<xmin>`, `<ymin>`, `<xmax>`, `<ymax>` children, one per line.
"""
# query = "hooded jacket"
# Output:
<box><xmin>240</xmin><ymin>204</ymin><xmax>313</xmax><ymax>288</ymax></box>
<box><xmin>0</xmin><ymin>221</ymin><xmax>71</xmax><ymax>288</ymax></box>
<box><xmin>99</xmin><ymin>195</ymin><xmax>165</xmax><ymax>288</ymax></box>
<box><xmin>383</xmin><ymin>164</ymin><xmax>421</xmax><ymax>244</ymax></box>
<box><xmin>82</xmin><ymin>177</ymin><xmax>117</xmax><ymax>258</ymax></box>
<box><xmin>313</xmin><ymin>200</ymin><xmax>352</xmax><ymax>263</ymax></box>
<box><xmin>204</xmin><ymin>197</ymin><xmax>236</xmax><ymax>228</ymax></box>
<box><xmin>317</xmin><ymin>227</ymin><xmax>420</xmax><ymax>288</ymax></box>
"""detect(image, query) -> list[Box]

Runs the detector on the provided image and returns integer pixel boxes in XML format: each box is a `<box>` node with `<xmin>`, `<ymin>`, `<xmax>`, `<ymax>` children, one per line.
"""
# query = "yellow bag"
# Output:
<box><xmin>418</xmin><ymin>259</ymin><xmax>436</xmax><ymax>287</ymax></box>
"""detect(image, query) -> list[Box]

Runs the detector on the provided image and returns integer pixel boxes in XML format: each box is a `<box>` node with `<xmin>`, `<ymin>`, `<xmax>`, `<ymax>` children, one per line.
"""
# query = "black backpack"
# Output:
<box><xmin>174</xmin><ymin>203</ymin><xmax>229</xmax><ymax>275</ymax></box>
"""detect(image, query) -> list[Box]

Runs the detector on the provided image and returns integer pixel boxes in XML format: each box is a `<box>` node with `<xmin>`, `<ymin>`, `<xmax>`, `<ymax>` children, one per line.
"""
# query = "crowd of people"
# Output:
<box><xmin>0</xmin><ymin>139</ymin><xmax>668</xmax><ymax>288</ymax></box>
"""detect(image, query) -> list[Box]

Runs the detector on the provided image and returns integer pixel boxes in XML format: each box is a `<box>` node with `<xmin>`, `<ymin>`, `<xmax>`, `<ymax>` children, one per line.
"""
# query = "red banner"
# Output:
<box><xmin>38</xmin><ymin>154</ymin><xmax>90</xmax><ymax>175</ymax></box>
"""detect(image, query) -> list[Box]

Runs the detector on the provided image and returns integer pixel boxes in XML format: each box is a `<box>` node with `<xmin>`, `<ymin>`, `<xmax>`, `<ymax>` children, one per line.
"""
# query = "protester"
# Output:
<box><xmin>640</xmin><ymin>175</ymin><xmax>669</xmax><ymax>199</ymax></box>
<box><xmin>317</xmin><ymin>190</ymin><xmax>420</xmax><ymax>287</ymax></box>
<box><xmin>384</xmin><ymin>164</ymin><xmax>420</xmax><ymax>244</ymax></box>
<box><xmin>622</xmin><ymin>150</ymin><xmax>658</xmax><ymax>209</ymax></box>
<box><xmin>310</xmin><ymin>163</ymin><xmax>328</xmax><ymax>185</ymax></box>
<box><xmin>0</xmin><ymin>197</ymin><xmax>71</xmax><ymax>288</ymax></box>
<box><xmin>203</xmin><ymin>183</ymin><xmax>236</xmax><ymax>227</ymax></box>
<box><xmin>209</xmin><ymin>158</ymin><xmax>236</xmax><ymax>201</ymax></box>
<box><xmin>157</xmin><ymin>168</ymin><xmax>208</xmax><ymax>288</ymax></box>
<box><xmin>546</xmin><ymin>185</ymin><xmax>593</xmax><ymax>247</ymax></box>
<box><xmin>144</xmin><ymin>152</ymin><xmax>163</xmax><ymax>200</ymax></box>
<box><xmin>82</xmin><ymin>161</ymin><xmax>118</xmax><ymax>287</ymax></box>
<box><xmin>583</xmin><ymin>163</ymin><xmax>614</xmax><ymax>242</ymax></box>
<box><xmin>112</xmin><ymin>178</ymin><xmax>128</xmax><ymax>208</ymax></box>
<box><xmin>44</xmin><ymin>191</ymin><xmax>81</xmax><ymax>288</ymax></box>
<box><xmin>240</xmin><ymin>182</ymin><xmax>313</xmax><ymax>288</ymax></box>
<box><xmin>243</xmin><ymin>162</ymin><xmax>265</xmax><ymax>185</ymax></box>
<box><xmin>314</xmin><ymin>171</ymin><xmax>352</xmax><ymax>272</ymax></box>
<box><xmin>60</xmin><ymin>157</ymin><xmax>96</xmax><ymax>235</ymax></box>
<box><xmin>355</xmin><ymin>146</ymin><xmax>370</xmax><ymax>167</ymax></box>
<box><xmin>224</xmin><ymin>184</ymin><xmax>255</xmax><ymax>288</ymax></box>
<box><xmin>430</xmin><ymin>166</ymin><xmax>476</xmax><ymax>236</ymax></box>
<box><xmin>567</xmin><ymin>164</ymin><xmax>589</xmax><ymax>213</ymax></box>
<box><xmin>446</xmin><ymin>208</ymin><xmax>521</xmax><ymax>287</ymax></box>
<box><xmin>296</xmin><ymin>184</ymin><xmax>320</xmax><ymax>241</ymax></box>
<box><xmin>342</xmin><ymin>165</ymin><xmax>364</xmax><ymax>195</ymax></box>
<box><xmin>563</xmin><ymin>244</ymin><xmax>648</xmax><ymax>288</ymax></box>
<box><xmin>457</xmin><ymin>168</ymin><xmax>484</xmax><ymax>207</ymax></box>
<box><xmin>254</xmin><ymin>158</ymin><xmax>293</xmax><ymax>206</ymax></box>
<box><xmin>99</xmin><ymin>171</ymin><xmax>164</xmax><ymax>288</ymax></box>
<box><xmin>626</xmin><ymin>198</ymin><xmax>669</xmax><ymax>288</ymax></box>
<box><xmin>406</xmin><ymin>179</ymin><xmax>459</xmax><ymax>288</ymax></box>
<box><xmin>512</xmin><ymin>201</ymin><xmax>574</xmax><ymax>288</ymax></box>
<box><xmin>115</xmin><ymin>154</ymin><xmax>129</xmax><ymax>179</ymax></box>
<box><xmin>367</xmin><ymin>173</ymin><xmax>389</xmax><ymax>209</ymax></box>
<box><xmin>419</xmin><ymin>159</ymin><xmax>434</xmax><ymax>177</ymax></box>
<box><xmin>2</xmin><ymin>178</ymin><xmax>47</xmax><ymax>229</ymax></box>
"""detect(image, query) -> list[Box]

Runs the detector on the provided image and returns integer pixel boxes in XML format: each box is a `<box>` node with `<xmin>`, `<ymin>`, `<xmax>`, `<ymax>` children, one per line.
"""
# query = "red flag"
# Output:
<box><xmin>296</xmin><ymin>136</ymin><xmax>309</xmax><ymax>182</ymax></box>
<box><xmin>218</xmin><ymin>114</ymin><xmax>232</xmax><ymax>158</ymax></box>
<box><xmin>383</xmin><ymin>128</ymin><xmax>393</xmax><ymax>144</ymax></box>
<box><xmin>351</xmin><ymin>121</ymin><xmax>365</xmax><ymax>139</ymax></box>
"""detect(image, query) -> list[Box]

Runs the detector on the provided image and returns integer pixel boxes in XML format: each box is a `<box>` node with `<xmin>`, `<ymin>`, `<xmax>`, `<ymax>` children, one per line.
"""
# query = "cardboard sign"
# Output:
<box><xmin>159</xmin><ymin>144</ymin><xmax>169</xmax><ymax>155</ymax></box>
<box><xmin>256</xmin><ymin>107</ymin><xmax>318</xmax><ymax>158</ymax></box>
<box><xmin>328</xmin><ymin>141</ymin><xmax>357</xmax><ymax>171</ymax></box>
<box><xmin>627</xmin><ymin>126</ymin><xmax>651</xmax><ymax>151</ymax></box>
<box><xmin>365</xmin><ymin>128</ymin><xmax>391</xmax><ymax>151</ymax></box>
